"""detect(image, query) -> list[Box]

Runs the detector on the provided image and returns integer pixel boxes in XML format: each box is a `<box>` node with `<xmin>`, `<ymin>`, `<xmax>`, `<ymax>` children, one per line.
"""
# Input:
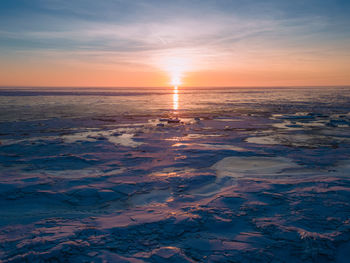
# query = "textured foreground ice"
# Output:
<box><xmin>1</xmin><ymin>87</ymin><xmax>350</xmax><ymax>262</ymax></box>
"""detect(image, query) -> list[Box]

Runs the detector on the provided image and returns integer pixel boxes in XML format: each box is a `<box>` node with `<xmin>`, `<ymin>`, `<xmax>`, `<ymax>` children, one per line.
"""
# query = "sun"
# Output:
<box><xmin>155</xmin><ymin>53</ymin><xmax>190</xmax><ymax>87</ymax></box>
<box><xmin>171</xmin><ymin>74</ymin><xmax>182</xmax><ymax>86</ymax></box>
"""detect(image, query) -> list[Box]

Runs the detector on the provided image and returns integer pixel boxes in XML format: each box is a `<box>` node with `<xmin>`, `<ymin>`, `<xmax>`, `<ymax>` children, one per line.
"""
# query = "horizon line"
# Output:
<box><xmin>1</xmin><ymin>85</ymin><xmax>350</xmax><ymax>89</ymax></box>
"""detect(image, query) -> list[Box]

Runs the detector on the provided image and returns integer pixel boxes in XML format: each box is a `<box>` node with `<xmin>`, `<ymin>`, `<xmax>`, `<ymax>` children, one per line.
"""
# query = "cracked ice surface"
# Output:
<box><xmin>1</xmin><ymin>87</ymin><xmax>350</xmax><ymax>262</ymax></box>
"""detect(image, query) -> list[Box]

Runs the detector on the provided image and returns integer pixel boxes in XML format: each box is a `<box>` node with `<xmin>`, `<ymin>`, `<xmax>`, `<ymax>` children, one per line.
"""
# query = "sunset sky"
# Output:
<box><xmin>0</xmin><ymin>0</ymin><xmax>349</xmax><ymax>87</ymax></box>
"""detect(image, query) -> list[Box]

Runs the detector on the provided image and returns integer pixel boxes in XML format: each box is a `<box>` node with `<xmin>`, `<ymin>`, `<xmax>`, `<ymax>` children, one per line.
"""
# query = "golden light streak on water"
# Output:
<box><xmin>173</xmin><ymin>86</ymin><xmax>179</xmax><ymax>111</ymax></box>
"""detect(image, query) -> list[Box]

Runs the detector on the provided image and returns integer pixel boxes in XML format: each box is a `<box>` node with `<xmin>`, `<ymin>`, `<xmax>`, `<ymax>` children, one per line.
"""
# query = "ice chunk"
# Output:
<box><xmin>108</xmin><ymin>133</ymin><xmax>142</xmax><ymax>147</ymax></box>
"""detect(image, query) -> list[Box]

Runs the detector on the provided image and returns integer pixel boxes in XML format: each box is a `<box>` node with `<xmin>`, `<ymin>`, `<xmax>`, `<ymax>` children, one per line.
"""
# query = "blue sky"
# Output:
<box><xmin>0</xmin><ymin>0</ymin><xmax>349</xmax><ymax>86</ymax></box>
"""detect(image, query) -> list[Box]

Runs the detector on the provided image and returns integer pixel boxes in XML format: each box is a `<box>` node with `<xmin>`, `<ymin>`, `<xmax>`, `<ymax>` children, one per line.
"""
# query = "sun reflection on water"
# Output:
<box><xmin>173</xmin><ymin>86</ymin><xmax>179</xmax><ymax>111</ymax></box>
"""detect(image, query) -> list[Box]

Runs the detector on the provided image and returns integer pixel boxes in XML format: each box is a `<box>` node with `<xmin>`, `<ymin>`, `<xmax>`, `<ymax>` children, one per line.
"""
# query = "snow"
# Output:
<box><xmin>1</xmin><ymin>87</ymin><xmax>350</xmax><ymax>262</ymax></box>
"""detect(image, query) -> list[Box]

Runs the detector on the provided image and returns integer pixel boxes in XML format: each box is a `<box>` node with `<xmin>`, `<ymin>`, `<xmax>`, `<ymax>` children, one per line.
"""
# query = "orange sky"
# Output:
<box><xmin>1</xmin><ymin>52</ymin><xmax>349</xmax><ymax>87</ymax></box>
<box><xmin>1</xmin><ymin>1</ymin><xmax>350</xmax><ymax>87</ymax></box>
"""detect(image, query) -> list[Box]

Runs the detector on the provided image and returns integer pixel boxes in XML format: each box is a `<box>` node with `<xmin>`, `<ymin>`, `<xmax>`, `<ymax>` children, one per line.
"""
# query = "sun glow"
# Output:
<box><xmin>155</xmin><ymin>52</ymin><xmax>192</xmax><ymax>87</ymax></box>
<box><xmin>167</xmin><ymin>58</ymin><xmax>185</xmax><ymax>86</ymax></box>
<box><xmin>171</xmin><ymin>75</ymin><xmax>182</xmax><ymax>86</ymax></box>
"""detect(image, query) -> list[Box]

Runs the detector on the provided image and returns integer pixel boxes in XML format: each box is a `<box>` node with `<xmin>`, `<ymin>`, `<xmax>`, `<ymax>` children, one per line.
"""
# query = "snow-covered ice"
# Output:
<box><xmin>1</xmin><ymin>87</ymin><xmax>350</xmax><ymax>262</ymax></box>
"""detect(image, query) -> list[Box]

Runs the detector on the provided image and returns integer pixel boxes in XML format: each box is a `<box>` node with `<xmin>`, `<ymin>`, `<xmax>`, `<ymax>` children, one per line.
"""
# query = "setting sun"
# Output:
<box><xmin>171</xmin><ymin>75</ymin><xmax>182</xmax><ymax>86</ymax></box>
<box><xmin>155</xmin><ymin>54</ymin><xmax>192</xmax><ymax>87</ymax></box>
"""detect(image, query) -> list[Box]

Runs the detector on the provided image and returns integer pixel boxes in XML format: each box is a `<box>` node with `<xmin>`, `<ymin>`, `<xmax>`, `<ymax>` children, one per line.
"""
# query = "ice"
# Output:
<box><xmin>1</xmin><ymin>87</ymin><xmax>350</xmax><ymax>262</ymax></box>
<box><xmin>246</xmin><ymin>135</ymin><xmax>280</xmax><ymax>145</ymax></box>
<box><xmin>172</xmin><ymin>142</ymin><xmax>247</xmax><ymax>152</ymax></box>
<box><xmin>63</xmin><ymin>130</ymin><xmax>143</xmax><ymax>147</ymax></box>
<box><xmin>212</xmin><ymin>156</ymin><xmax>301</xmax><ymax>177</ymax></box>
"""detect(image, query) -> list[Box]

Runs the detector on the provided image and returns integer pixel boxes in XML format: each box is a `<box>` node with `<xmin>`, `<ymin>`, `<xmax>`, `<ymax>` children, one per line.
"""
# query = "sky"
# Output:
<box><xmin>0</xmin><ymin>0</ymin><xmax>349</xmax><ymax>87</ymax></box>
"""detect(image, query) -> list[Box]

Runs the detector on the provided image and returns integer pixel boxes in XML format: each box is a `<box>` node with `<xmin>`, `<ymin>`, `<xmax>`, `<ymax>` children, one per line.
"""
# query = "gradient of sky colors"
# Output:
<box><xmin>0</xmin><ymin>0</ymin><xmax>349</xmax><ymax>87</ymax></box>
